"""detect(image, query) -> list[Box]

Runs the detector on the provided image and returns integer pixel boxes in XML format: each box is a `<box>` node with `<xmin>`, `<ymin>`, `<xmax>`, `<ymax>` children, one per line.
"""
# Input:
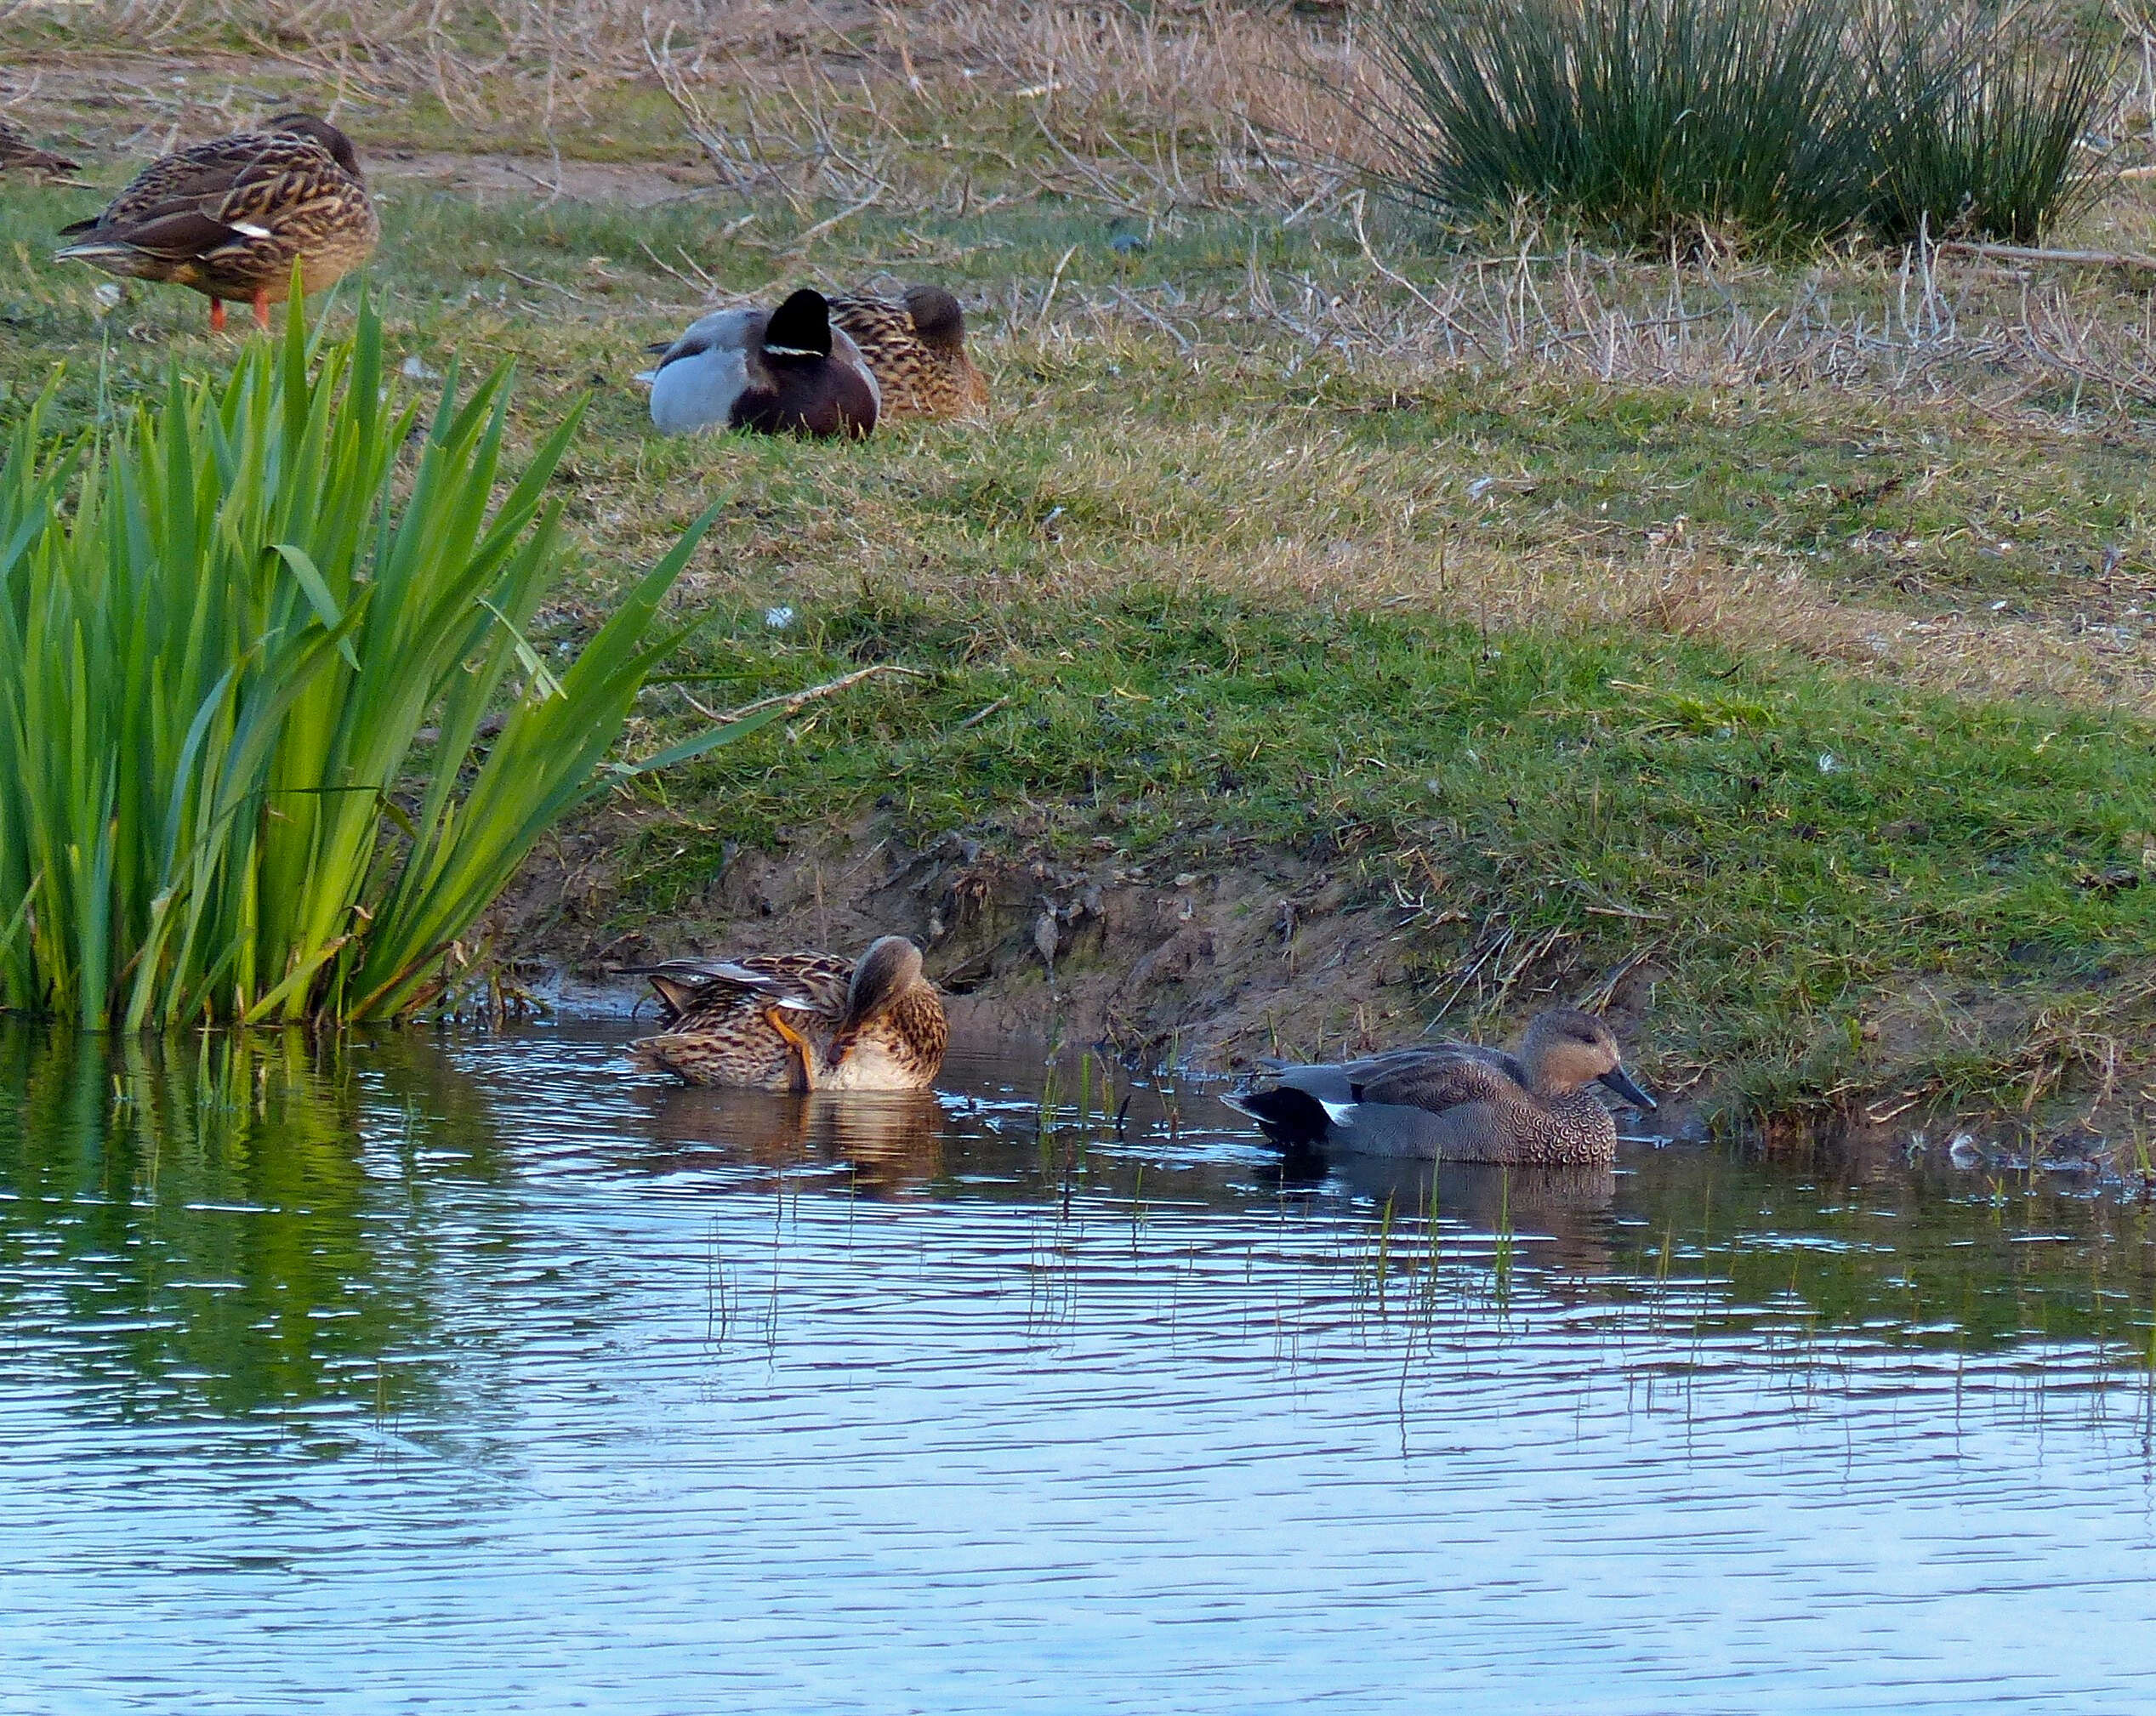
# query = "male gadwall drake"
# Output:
<box><xmin>640</xmin><ymin>287</ymin><xmax>879</xmax><ymax>438</ymax></box>
<box><xmin>55</xmin><ymin>113</ymin><xmax>378</xmax><ymax>332</ymax></box>
<box><xmin>827</xmin><ymin>285</ymin><xmax>988</xmax><ymax>419</ymax></box>
<box><xmin>1226</xmin><ymin>1006</ymin><xmax>1654</xmax><ymax>1167</ymax></box>
<box><xmin>627</xmin><ymin>935</ymin><xmax>947</xmax><ymax>1091</ymax></box>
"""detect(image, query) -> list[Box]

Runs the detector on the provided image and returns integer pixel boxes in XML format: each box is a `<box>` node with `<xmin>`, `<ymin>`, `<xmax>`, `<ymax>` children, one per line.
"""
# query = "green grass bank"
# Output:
<box><xmin>3</xmin><ymin>3</ymin><xmax>2156</xmax><ymax>1135</ymax></box>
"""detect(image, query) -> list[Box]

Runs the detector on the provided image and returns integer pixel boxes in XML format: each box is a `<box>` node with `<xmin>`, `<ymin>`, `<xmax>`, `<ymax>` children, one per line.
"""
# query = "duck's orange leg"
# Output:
<box><xmin>251</xmin><ymin>289</ymin><xmax>271</xmax><ymax>332</ymax></box>
<box><xmin>764</xmin><ymin>1008</ymin><xmax>816</xmax><ymax>1094</ymax></box>
<box><xmin>208</xmin><ymin>298</ymin><xmax>226</xmax><ymax>333</ymax></box>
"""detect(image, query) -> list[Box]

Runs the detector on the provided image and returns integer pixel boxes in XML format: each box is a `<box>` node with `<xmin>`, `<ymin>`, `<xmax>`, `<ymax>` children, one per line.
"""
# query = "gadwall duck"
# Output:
<box><xmin>55</xmin><ymin>113</ymin><xmax>378</xmax><ymax>332</ymax></box>
<box><xmin>640</xmin><ymin>288</ymin><xmax>879</xmax><ymax>438</ymax></box>
<box><xmin>627</xmin><ymin>935</ymin><xmax>946</xmax><ymax>1091</ymax></box>
<box><xmin>827</xmin><ymin>285</ymin><xmax>988</xmax><ymax>419</ymax></box>
<box><xmin>1226</xmin><ymin>1006</ymin><xmax>1654</xmax><ymax>1167</ymax></box>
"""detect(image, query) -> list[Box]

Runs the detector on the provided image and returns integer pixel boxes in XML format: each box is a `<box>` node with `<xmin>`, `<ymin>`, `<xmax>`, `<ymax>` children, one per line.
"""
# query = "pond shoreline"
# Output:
<box><xmin>502</xmin><ymin>814</ymin><xmax>2147</xmax><ymax>1178</ymax></box>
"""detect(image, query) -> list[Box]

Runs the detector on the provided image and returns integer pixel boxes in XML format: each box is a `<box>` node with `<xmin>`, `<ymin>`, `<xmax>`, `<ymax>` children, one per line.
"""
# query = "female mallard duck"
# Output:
<box><xmin>826</xmin><ymin>285</ymin><xmax>988</xmax><ymax>420</ymax></box>
<box><xmin>1226</xmin><ymin>1006</ymin><xmax>1654</xmax><ymax>1167</ymax></box>
<box><xmin>0</xmin><ymin>116</ymin><xmax>78</xmax><ymax>178</ymax></box>
<box><xmin>640</xmin><ymin>288</ymin><xmax>879</xmax><ymax>438</ymax></box>
<box><xmin>54</xmin><ymin>113</ymin><xmax>378</xmax><ymax>332</ymax></box>
<box><xmin>627</xmin><ymin>935</ymin><xmax>947</xmax><ymax>1091</ymax></box>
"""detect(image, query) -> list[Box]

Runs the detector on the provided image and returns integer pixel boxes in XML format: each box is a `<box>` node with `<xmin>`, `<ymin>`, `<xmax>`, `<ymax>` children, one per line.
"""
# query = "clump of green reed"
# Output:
<box><xmin>1366</xmin><ymin>0</ymin><xmax>2118</xmax><ymax>248</ymax></box>
<box><xmin>1862</xmin><ymin>3</ymin><xmax>2117</xmax><ymax>246</ymax></box>
<box><xmin>1368</xmin><ymin>0</ymin><xmax>1869</xmax><ymax>244</ymax></box>
<box><xmin>0</xmin><ymin>296</ymin><xmax>739</xmax><ymax>1030</ymax></box>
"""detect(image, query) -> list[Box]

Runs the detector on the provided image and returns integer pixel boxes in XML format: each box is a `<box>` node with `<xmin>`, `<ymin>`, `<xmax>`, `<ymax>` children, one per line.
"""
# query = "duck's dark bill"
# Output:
<box><xmin>1598</xmin><ymin>1067</ymin><xmax>1656</xmax><ymax>1111</ymax></box>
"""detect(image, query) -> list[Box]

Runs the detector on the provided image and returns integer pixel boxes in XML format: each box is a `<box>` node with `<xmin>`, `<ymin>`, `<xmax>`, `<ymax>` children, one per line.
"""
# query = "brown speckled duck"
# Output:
<box><xmin>0</xmin><ymin>116</ymin><xmax>78</xmax><ymax>178</ymax></box>
<box><xmin>627</xmin><ymin>936</ymin><xmax>947</xmax><ymax>1092</ymax></box>
<box><xmin>828</xmin><ymin>285</ymin><xmax>987</xmax><ymax>420</ymax></box>
<box><xmin>1226</xmin><ymin>1007</ymin><xmax>1654</xmax><ymax>1166</ymax></box>
<box><xmin>55</xmin><ymin>113</ymin><xmax>378</xmax><ymax>332</ymax></box>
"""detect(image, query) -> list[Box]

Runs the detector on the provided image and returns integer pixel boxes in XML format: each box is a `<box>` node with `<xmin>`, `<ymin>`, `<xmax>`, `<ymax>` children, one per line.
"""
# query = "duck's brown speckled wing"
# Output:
<box><xmin>825</xmin><ymin>294</ymin><xmax>913</xmax><ymax>358</ymax></box>
<box><xmin>638</xmin><ymin>952</ymin><xmax>851</xmax><ymax>1030</ymax></box>
<box><xmin>624</xmin><ymin>952</ymin><xmax>857</xmax><ymax>1090</ymax></box>
<box><xmin>1349</xmin><ymin>1043</ymin><xmax>1530</xmax><ymax>1113</ymax></box>
<box><xmin>62</xmin><ymin>128</ymin><xmax>289</xmax><ymax>231</ymax></box>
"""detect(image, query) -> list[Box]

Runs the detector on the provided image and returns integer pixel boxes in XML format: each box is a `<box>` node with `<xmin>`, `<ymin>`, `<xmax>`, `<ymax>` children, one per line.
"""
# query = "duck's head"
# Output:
<box><xmin>845</xmin><ymin>936</ymin><xmax>926</xmax><ymax>1026</ymax></box>
<box><xmin>761</xmin><ymin>288</ymin><xmax>836</xmax><ymax>362</ymax></box>
<box><xmin>268</xmin><ymin>113</ymin><xmax>362</xmax><ymax>178</ymax></box>
<box><xmin>902</xmin><ymin>285</ymin><xmax>969</xmax><ymax>353</ymax></box>
<box><xmin>1521</xmin><ymin>1008</ymin><xmax>1654</xmax><ymax>1111</ymax></box>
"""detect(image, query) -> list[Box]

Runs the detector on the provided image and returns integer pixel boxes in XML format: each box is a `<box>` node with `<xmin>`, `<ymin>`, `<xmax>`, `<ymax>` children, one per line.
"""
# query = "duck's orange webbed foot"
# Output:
<box><xmin>251</xmin><ymin>289</ymin><xmax>271</xmax><ymax>332</ymax></box>
<box><xmin>208</xmin><ymin>298</ymin><xmax>227</xmax><ymax>332</ymax></box>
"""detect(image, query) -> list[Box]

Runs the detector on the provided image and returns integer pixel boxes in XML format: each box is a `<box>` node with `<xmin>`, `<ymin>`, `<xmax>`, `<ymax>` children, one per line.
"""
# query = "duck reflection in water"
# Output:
<box><xmin>1264</xmin><ymin>1145</ymin><xmax>1620</xmax><ymax>1280</ymax></box>
<box><xmin>635</xmin><ymin>1086</ymin><xmax>947</xmax><ymax>1200</ymax></box>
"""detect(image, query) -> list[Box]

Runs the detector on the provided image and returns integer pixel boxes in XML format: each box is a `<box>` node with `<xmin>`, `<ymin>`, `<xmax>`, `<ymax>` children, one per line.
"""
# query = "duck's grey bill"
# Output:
<box><xmin>1598</xmin><ymin>1067</ymin><xmax>1656</xmax><ymax>1111</ymax></box>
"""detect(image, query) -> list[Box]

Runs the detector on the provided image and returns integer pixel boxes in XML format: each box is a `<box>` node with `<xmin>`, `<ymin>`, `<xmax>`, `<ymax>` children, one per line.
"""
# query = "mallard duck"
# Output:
<box><xmin>827</xmin><ymin>285</ymin><xmax>988</xmax><ymax>420</ymax></box>
<box><xmin>627</xmin><ymin>936</ymin><xmax>947</xmax><ymax>1091</ymax></box>
<box><xmin>54</xmin><ymin>113</ymin><xmax>378</xmax><ymax>332</ymax></box>
<box><xmin>0</xmin><ymin>116</ymin><xmax>78</xmax><ymax>178</ymax></box>
<box><xmin>640</xmin><ymin>288</ymin><xmax>879</xmax><ymax>438</ymax></box>
<box><xmin>1226</xmin><ymin>1006</ymin><xmax>1654</xmax><ymax>1167</ymax></box>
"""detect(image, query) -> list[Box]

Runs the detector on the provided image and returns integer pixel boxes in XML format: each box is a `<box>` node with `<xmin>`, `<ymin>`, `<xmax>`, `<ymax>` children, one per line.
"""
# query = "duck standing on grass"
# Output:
<box><xmin>54</xmin><ymin>113</ymin><xmax>378</xmax><ymax>332</ymax></box>
<box><xmin>639</xmin><ymin>287</ymin><xmax>879</xmax><ymax>438</ymax></box>
<box><xmin>0</xmin><ymin>116</ymin><xmax>78</xmax><ymax>179</ymax></box>
<box><xmin>827</xmin><ymin>284</ymin><xmax>988</xmax><ymax>420</ymax></box>
<box><xmin>1226</xmin><ymin>1006</ymin><xmax>1654</xmax><ymax>1167</ymax></box>
<box><xmin>627</xmin><ymin>936</ymin><xmax>947</xmax><ymax>1091</ymax></box>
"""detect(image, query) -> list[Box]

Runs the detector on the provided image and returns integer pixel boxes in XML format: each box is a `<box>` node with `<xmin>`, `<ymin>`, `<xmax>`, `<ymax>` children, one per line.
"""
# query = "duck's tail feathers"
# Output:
<box><xmin>54</xmin><ymin>238</ymin><xmax>136</xmax><ymax>264</ymax></box>
<box><xmin>624</xmin><ymin>1034</ymin><xmax>681</xmax><ymax>1076</ymax></box>
<box><xmin>1224</xmin><ymin>1082</ymin><xmax>1334</xmax><ymax>1145</ymax></box>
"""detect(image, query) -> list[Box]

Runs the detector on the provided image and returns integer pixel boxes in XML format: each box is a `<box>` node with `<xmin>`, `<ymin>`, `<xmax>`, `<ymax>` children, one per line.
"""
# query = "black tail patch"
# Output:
<box><xmin>1226</xmin><ymin>1083</ymin><xmax>1332</xmax><ymax>1146</ymax></box>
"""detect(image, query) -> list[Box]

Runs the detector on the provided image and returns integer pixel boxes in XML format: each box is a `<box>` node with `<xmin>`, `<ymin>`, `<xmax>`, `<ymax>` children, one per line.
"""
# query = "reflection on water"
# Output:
<box><xmin>2</xmin><ymin>1020</ymin><xmax>2154</xmax><ymax>1712</ymax></box>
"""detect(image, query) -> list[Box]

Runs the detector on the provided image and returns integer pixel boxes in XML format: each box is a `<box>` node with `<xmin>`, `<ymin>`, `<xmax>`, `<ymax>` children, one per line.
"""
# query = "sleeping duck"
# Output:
<box><xmin>54</xmin><ymin>113</ymin><xmax>377</xmax><ymax>332</ymax></box>
<box><xmin>640</xmin><ymin>288</ymin><xmax>879</xmax><ymax>438</ymax></box>
<box><xmin>827</xmin><ymin>284</ymin><xmax>988</xmax><ymax>420</ymax></box>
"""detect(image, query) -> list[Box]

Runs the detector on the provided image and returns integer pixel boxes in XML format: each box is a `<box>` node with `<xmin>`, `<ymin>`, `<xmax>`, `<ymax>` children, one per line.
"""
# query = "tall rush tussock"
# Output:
<box><xmin>0</xmin><ymin>296</ymin><xmax>736</xmax><ymax>1028</ymax></box>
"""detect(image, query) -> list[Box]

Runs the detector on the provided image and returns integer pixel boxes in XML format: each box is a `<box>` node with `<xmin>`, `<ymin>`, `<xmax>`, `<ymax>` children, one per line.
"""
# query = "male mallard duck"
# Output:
<box><xmin>827</xmin><ymin>285</ymin><xmax>988</xmax><ymax>420</ymax></box>
<box><xmin>640</xmin><ymin>288</ymin><xmax>879</xmax><ymax>438</ymax></box>
<box><xmin>54</xmin><ymin>113</ymin><xmax>378</xmax><ymax>332</ymax></box>
<box><xmin>0</xmin><ymin>116</ymin><xmax>78</xmax><ymax>178</ymax></box>
<box><xmin>627</xmin><ymin>936</ymin><xmax>946</xmax><ymax>1091</ymax></box>
<box><xmin>1226</xmin><ymin>1006</ymin><xmax>1654</xmax><ymax>1167</ymax></box>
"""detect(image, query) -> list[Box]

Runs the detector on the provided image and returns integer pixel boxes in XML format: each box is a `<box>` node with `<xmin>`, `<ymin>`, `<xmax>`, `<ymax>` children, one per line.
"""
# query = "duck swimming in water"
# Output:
<box><xmin>1226</xmin><ymin>1006</ymin><xmax>1654</xmax><ymax>1167</ymax></box>
<box><xmin>627</xmin><ymin>936</ymin><xmax>946</xmax><ymax>1091</ymax></box>
<box><xmin>640</xmin><ymin>287</ymin><xmax>879</xmax><ymax>438</ymax></box>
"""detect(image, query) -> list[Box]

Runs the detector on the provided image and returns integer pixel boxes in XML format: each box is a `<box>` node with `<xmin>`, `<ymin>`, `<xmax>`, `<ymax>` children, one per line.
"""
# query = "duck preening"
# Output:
<box><xmin>54</xmin><ymin>113</ymin><xmax>378</xmax><ymax>332</ymax></box>
<box><xmin>626</xmin><ymin>936</ymin><xmax>947</xmax><ymax>1091</ymax></box>
<box><xmin>827</xmin><ymin>284</ymin><xmax>988</xmax><ymax>420</ymax></box>
<box><xmin>640</xmin><ymin>287</ymin><xmax>880</xmax><ymax>438</ymax></box>
<box><xmin>1225</xmin><ymin>1006</ymin><xmax>1654</xmax><ymax>1167</ymax></box>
